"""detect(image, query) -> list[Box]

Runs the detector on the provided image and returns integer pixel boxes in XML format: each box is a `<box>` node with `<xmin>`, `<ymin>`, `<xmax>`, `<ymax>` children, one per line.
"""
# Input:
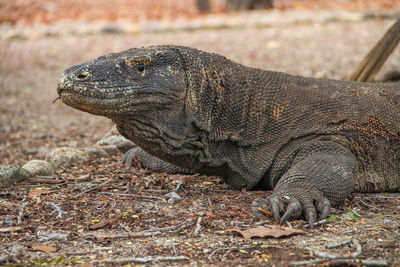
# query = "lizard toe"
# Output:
<box><xmin>270</xmin><ymin>197</ymin><xmax>282</xmax><ymax>222</ymax></box>
<box><xmin>316</xmin><ymin>197</ymin><xmax>331</xmax><ymax>221</ymax></box>
<box><xmin>252</xmin><ymin>198</ymin><xmax>270</xmax><ymax>220</ymax></box>
<box><xmin>280</xmin><ymin>200</ymin><xmax>302</xmax><ymax>225</ymax></box>
<box><xmin>122</xmin><ymin>147</ymin><xmax>141</xmax><ymax>167</ymax></box>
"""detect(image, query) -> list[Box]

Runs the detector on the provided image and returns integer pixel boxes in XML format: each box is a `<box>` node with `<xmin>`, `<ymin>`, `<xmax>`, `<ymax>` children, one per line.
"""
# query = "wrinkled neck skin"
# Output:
<box><xmin>113</xmin><ymin>106</ymin><xmax>205</xmax><ymax>170</ymax></box>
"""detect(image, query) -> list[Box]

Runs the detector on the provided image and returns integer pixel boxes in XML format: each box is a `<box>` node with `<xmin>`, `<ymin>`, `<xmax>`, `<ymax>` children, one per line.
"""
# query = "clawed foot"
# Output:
<box><xmin>121</xmin><ymin>147</ymin><xmax>142</xmax><ymax>167</ymax></box>
<box><xmin>252</xmin><ymin>189</ymin><xmax>331</xmax><ymax>228</ymax></box>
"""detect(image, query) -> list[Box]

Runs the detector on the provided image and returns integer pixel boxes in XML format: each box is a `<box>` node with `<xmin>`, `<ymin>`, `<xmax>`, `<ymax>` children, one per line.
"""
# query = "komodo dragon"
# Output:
<box><xmin>57</xmin><ymin>45</ymin><xmax>400</xmax><ymax>227</ymax></box>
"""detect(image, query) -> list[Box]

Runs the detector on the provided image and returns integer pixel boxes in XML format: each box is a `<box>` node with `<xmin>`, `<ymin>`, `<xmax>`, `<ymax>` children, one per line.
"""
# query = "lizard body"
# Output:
<box><xmin>57</xmin><ymin>45</ymin><xmax>400</xmax><ymax>226</ymax></box>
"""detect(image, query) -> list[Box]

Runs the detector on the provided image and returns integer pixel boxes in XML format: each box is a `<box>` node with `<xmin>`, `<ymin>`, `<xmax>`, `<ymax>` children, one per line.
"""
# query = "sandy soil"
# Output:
<box><xmin>1</xmin><ymin>11</ymin><xmax>400</xmax><ymax>266</ymax></box>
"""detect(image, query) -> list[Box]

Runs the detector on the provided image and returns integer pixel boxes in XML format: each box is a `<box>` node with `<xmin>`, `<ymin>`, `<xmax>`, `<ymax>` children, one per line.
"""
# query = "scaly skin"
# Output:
<box><xmin>57</xmin><ymin>45</ymin><xmax>400</xmax><ymax>227</ymax></box>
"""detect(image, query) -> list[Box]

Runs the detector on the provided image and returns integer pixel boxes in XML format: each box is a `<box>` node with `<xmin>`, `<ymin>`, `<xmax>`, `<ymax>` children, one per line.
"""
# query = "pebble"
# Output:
<box><xmin>80</xmin><ymin>146</ymin><xmax>109</xmax><ymax>158</ymax></box>
<box><xmin>96</xmin><ymin>126</ymin><xmax>136</xmax><ymax>153</ymax></box>
<box><xmin>116</xmin><ymin>139</ymin><xmax>136</xmax><ymax>153</ymax></box>
<box><xmin>45</xmin><ymin>147</ymin><xmax>89</xmax><ymax>167</ymax></box>
<box><xmin>165</xmin><ymin>192</ymin><xmax>182</xmax><ymax>204</ymax></box>
<box><xmin>383</xmin><ymin>218</ymin><xmax>393</xmax><ymax>224</ymax></box>
<box><xmin>36</xmin><ymin>230</ymin><xmax>69</xmax><ymax>242</ymax></box>
<box><xmin>0</xmin><ymin>255</ymin><xmax>7</xmax><ymax>264</ymax></box>
<box><xmin>9</xmin><ymin>245</ymin><xmax>23</xmax><ymax>254</ymax></box>
<box><xmin>96</xmin><ymin>133</ymin><xmax>129</xmax><ymax>147</ymax></box>
<box><xmin>0</xmin><ymin>165</ymin><xmax>35</xmax><ymax>188</ymax></box>
<box><xmin>99</xmin><ymin>145</ymin><xmax>121</xmax><ymax>156</ymax></box>
<box><xmin>22</xmin><ymin>160</ymin><xmax>53</xmax><ymax>176</ymax></box>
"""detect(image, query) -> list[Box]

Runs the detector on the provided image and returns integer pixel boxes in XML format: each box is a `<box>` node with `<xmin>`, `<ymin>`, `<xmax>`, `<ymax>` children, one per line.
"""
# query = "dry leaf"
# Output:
<box><xmin>257</xmin><ymin>207</ymin><xmax>273</xmax><ymax>217</ymax></box>
<box><xmin>32</xmin><ymin>245</ymin><xmax>57</xmax><ymax>252</ymax></box>
<box><xmin>228</xmin><ymin>225</ymin><xmax>306</xmax><ymax>239</ymax></box>
<box><xmin>28</xmin><ymin>189</ymin><xmax>51</xmax><ymax>197</ymax></box>
<box><xmin>89</xmin><ymin>220</ymin><xmax>109</xmax><ymax>230</ymax></box>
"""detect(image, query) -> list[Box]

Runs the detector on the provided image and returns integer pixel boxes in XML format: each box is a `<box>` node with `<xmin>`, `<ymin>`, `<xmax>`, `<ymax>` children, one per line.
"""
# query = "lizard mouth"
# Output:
<box><xmin>58</xmin><ymin>90</ymin><xmax>122</xmax><ymax>116</ymax></box>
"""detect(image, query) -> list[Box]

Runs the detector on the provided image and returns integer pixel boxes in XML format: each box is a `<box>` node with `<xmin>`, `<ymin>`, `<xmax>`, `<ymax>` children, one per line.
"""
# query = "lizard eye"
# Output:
<box><xmin>137</xmin><ymin>64</ymin><xmax>145</xmax><ymax>72</ymax></box>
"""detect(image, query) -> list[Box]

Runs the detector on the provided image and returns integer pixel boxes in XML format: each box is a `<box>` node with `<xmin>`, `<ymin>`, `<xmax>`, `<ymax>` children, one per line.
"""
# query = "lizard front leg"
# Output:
<box><xmin>122</xmin><ymin>147</ymin><xmax>194</xmax><ymax>174</ymax></box>
<box><xmin>253</xmin><ymin>141</ymin><xmax>357</xmax><ymax>227</ymax></box>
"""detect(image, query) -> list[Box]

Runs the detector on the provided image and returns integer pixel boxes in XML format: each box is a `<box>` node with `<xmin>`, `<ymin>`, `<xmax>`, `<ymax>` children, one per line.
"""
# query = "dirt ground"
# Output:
<box><xmin>1</xmin><ymin>5</ymin><xmax>400</xmax><ymax>266</ymax></box>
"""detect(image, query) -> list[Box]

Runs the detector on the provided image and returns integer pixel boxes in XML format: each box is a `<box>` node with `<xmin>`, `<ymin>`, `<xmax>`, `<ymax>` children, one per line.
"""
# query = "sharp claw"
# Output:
<box><xmin>121</xmin><ymin>153</ymin><xmax>127</xmax><ymax>164</ymax></box>
<box><xmin>122</xmin><ymin>151</ymin><xmax>134</xmax><ymax>167</ymax></box>
<box><xmin>307</xmin><ymin>212</ymin><xmax>316</xmax><ymax>229</ymax></box>
<box><xmin>317</xmin><ymin>198</ymin><xmax>331</xmax><ymax>221</ymax></box>
<box><xmin>319</xmin><ymin>204</ymin><xmax>330</xmax><ymax>220</ymax></box>
<box><xmin>280</xmin><ymin>204</ymin><xmax>295</xmax><ymax>225</ymax></box>
<box><xmin>270</xmin><ymin>197</ymin><xmax>281</xmax><ymax>221</ymax></box>
<box><xmin>127</xmin><ymin>154</ymin><xmax>134</xmax><ymax>167</ymax></box>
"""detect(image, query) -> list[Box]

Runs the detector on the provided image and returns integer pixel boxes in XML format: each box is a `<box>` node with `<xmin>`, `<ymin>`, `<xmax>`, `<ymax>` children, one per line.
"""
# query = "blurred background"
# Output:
<box><xmin>1</xmin><ymin>0</ymin><xmax>400</xmax><ymax>164</ymax></box>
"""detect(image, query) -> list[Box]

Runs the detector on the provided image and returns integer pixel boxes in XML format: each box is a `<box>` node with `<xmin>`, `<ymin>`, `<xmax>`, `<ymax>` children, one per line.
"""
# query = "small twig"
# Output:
<box><xmin>327</xmin><ymin>240</ymin><xmax>352</xmax><ymax>249</ymax></box>
<box><xmin>172</xmin><ymin>239</ymin><xmax>177</xmax><ymax>254</ymax></box>
<box><xmin>208</xmin><ymin>248</ymin><xmax>232</xmax><ymax>261</ymax></box>
<box><xmin>147</xmin><ymin>226</ymin><xmax>178</xmax><ymax>233</ymax></box>
<box><xmin>292</xmin><ymin>259</ymin><xmax>389</xmax><ymax>266</ymax></box>
<box><xmin>143</xmin><ymin>189</ymin><xmax>168</xmax><ymax>193</ymax></box>
<box><xmin>147</xmin><ymin>222</ymin><xmax>195</xmax><ymax>233</ymax></box>
<box><xmin>86</xmin><ymin>231</ymin><xmax>162</xmax><ymax>240</ymax></box>
<box><xmin>208</xmin><ymin>245</ymin><xmax>257</xmax><ymax>261</ymax></box>
<box><xmin>289</xmin><ymin>259</ymin><xmax>327</xmax><ymax>266</ymax></box>
<box><xmin>105</xmin><ymin>255</ymin><xmax>189</xmax><ymax>264</ymax></box>
<box><xmin>46</xmin><ymin>202</ymin><xmax>68</xmax><ymax>219</ymax></box>
<box><xmin>0</xmin><ymin>226</ymin><xmax>23</xmax><ymax>232</ymax></box>
<box><xmin>73</xmin><ymin>184</ymin><xmax>109</xmax><ymax>199</ymax></box>
<box><xmin>119</xmin><ymin>223</ymin><xmax>133</xmax><ymax>234</ymax></box>
<box><xmin>98</xmin><ymin>192</ymin><xmax>162</xmax><ymax>200</ymax></box>
<box><xmin>174</xmin><ymin>181</ymin><xmax>183</xmax><ymax>192</ymax></box>
<box><xmin>193</xmin><ymin>217</ymin><xmax>202</xmax><ymax>237</ymax></box>
<box><xmin>87</xmin><ymin>222</ymin><xmax>195</xmax><ymax>240</ymax></box>
<box><xmin>356</xmin><ymin>196</ymin><xmax>400</xmax><ymax>199</ymax></box>
<box><xmin>23</xmin><ymin>178</ymin><xmax>63</xmax><ymax>184</ymax></box>
<box><xmin>36</xmin><ymin>175</ymin><xmax>59</xmax><ymax>179</ymax></box>
<box><xmin>17</xmin><ymin>199</ymin><xmax>27</xmax><ymax>224</ymax></box>
<box><xmin>305</xmin><ymin>219</ymin><xmax>326</xmax><ymax>228</ymax></box>
<box><xmin>312</xmin><ymin>239</ymin><xmax>362</xmax><ymax>259</ymax></box>
<box><xmin>359</xmin><ymin>199</ymin><xmax>377</xmax><ymax>211</ymax></box>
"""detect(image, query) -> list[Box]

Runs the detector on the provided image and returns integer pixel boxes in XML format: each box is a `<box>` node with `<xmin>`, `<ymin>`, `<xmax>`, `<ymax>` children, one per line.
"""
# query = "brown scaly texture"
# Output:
<box><xmin>57</xmin><ymin>45</ymin><xmax>400</xmax><ymax>226</ymax></box>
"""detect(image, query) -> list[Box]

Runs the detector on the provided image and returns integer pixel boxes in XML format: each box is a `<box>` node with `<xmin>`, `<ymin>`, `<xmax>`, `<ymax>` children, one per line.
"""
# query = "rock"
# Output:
<box><xmin>104</xmin><ymin>125</ymin><xmax>120</xmax><ymax>137</ymax></box>
<box><xmin>97</xmin><ymin>134</ymin><xmax>129</xmax><ymax>147</ymax></box>
<box><xmin>0</xmin><ymin>165</ymin><xmax>35</xmax><ymax>188</ymax></box>
<box><xmin>9</xmin><ymin>245</ymin><xmax>23</xmax><ymax>254</ymax></box>
<box><xmin>45</xmin><ymin>147</ymin><xmax>89</xmax><ymax>167</ymax></box>
<box><xmin>100</xmin><ymin>145</ymin><xmax>121</xmax><ymax>156</ymax></box>
<box><xmin>0</xmin><ymin>255</ymin><xmax>8</xmax><ymax>264</ymax></box>
<box><xmin>22</xmin><ymin>160</ymin><xmax>53</xmax><ymax>176</ymax></box>
<box><xmin>96</xmin><ymin>125</ymin><xmax>136</xmax><ymax>153</ymax></box>
<box><xmin>116</xmin><ymin>139</ymin><xmax>136</xmax><ymax>153</ymax></box>
<box><xmin>80</xmin><ymin>147</ymin><xmax>109</xmax><ymax>158</ymax></box>
<box><xmin>165</xmin><ymin>192</ymin><xmax>182</xmax><ymax>204</ymax></box>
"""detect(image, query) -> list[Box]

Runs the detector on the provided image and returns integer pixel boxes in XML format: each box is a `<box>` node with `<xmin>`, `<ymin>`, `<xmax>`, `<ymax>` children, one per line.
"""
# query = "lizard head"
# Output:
<box><xmin>57</xmin><ymin>46</ymin><xmax>188</xmax><ymax>118</ymax></box>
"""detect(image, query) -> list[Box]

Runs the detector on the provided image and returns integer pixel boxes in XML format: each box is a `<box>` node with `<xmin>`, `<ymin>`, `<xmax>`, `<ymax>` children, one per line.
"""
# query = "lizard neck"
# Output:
<box><xmin>113</xmin><ymin>107</ymin><xmax>209</xmax><ymax>170</ymax></box>
<box><xmin>179</xmin><ymin>47</ymin><xmax>285</xmax><ymax>145</ymax></box>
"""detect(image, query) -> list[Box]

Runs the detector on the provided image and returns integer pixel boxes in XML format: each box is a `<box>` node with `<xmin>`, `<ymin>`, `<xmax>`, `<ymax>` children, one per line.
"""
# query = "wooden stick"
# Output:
<box><xmin>346</xmin><ymin>18</ymin><xmax>400</xmax><ymax>82</ymax></box>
